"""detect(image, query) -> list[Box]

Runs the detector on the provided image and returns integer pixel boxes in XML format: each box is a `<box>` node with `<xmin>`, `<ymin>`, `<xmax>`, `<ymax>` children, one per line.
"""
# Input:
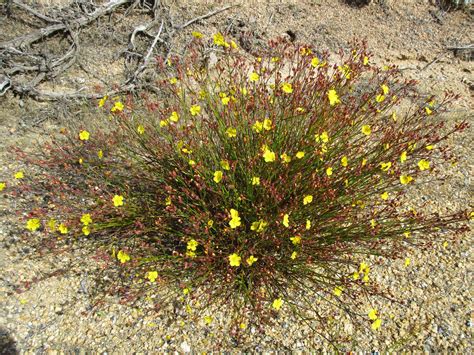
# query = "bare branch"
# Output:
<box><xmin>176</xmin><ymin>5</ymin><xmax>237</xmax><ymax>30</ymax></box>
<box><xmin>11</xmin><ymin>0</ymin><xmax>60</xmax><ymax>23</ymax></box>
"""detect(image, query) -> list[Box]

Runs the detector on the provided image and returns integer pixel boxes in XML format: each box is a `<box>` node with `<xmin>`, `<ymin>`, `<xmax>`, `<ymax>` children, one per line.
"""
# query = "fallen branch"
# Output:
<box><xmin>0</xmin><ymin>0</ymin><xmax>131</xmax><ymax>49</ymax></box>
<box><xmin>176</xmin><ymin>4</ymin><xmax>237</xmax><ymax>30</ymax></box>
<box><xmin>10</xmin><ymin>0</ymin><xmax>60</xmax><ymax>24</ymax></box>
<box><xmin>126</xmin><ymin>20</ymin><xmax>164</xmax><ymax>84</ymax></box>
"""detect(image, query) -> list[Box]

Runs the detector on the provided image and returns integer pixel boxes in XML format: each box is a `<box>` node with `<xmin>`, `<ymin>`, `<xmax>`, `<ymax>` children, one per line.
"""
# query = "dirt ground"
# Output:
<box><xmin>0</xmin><ymin>0</ymin><xmax>473</xmax><ymax>352</ymax></box>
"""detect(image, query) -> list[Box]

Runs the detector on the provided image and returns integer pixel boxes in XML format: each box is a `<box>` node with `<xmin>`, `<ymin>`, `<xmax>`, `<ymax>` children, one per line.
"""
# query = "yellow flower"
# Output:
<box><xmin>147</xmin><ymin>271</ymin><xmax>158</xmax><ymax>282</ymax></box>
<box><xmin>14</xmin><ymin>171</ymin><xmax>24</xmax><ymax>179</ymax></box>
<box><xmin>82</xmin><ymin>225</ymin><xmax>90</xmax><ymax>236</ymax></box>
<box><xmin>363</xmin><ymin>56</ymin><xmax>369</xmax><ymax>65</ymax></box>
<box><xmin>26</xmin><ymin>218</ymin><xmax>41</xmax><ymax>232</ymax></box>
<box><xmin>327</xmin><ymin>89</ymin><xmax>340</xmax><ymax>106</ymax></box>
<box><xmin>368</xmin><ymin>309</ymin><xmax>378</xmax><ymax>321</ymax></box>
<box><xmin>169</xmin><ymin>111</ymin><xmax>179</xmax><ymax>122</ymax></box>
<box><xmin>226</xmin><ymin>127</ymin><xmax>237</xmax><ymax>138</ymax></box>
<box><xmin>230</xmin><ymin>40</ymin><xmax>238</xmax><ymax>49</ymax></box>
<box><xmin>362</xmin><ymin>158</ymin><xmax>367</xmax><ymax>166</ymax></box>
<box><xmin>249</xmin><ymin>72</ymin><xmax>260</xmax><ymax>82</ymax></box>
<box><xmin>400</xmin><ymin>175</ymin><xmax>413</xmax><ymax>185</ymax></box>
<box><xmin>333</xmin><ymin>286</ymin><xmax>343</xmax><ymax>297</ymax></box>
<box><xmin>417</xmin><ymin>159</ymin><xmax>430</xmax><ymax>171</ymax></box>
<box><xmin>220</xmin><ymin>160</ymin><xmax>230</xmax><ymax>171</ymax></box>
<box><xmin>202</xmin><ymin>315</ymin><xmax>213</xmax><ymax>325</ymax></box>
<box><xmin>371</xmin><ymin>318</ymin><xmax>382</xmax><ymax>331</ymax></box>
<box><xmin>253</xmin><ymin>120</ymin><xmax>263</xmax><ymax>133</ymax></box>
<box><xmin>79</xmin><ymin>130</ymin><xmax>90</xmax><ymax>141</ymax></box>
<box><xmin>192</xmin><ymin>31</ymin><xmax>203</xmax><ymax>38</ymax></box>
<box><xmin>213</xmin><ymin>170</ymin><xmax>223</xmax><ymax>183</ymax></box>
<box><xmin>271</xmin><ymin>56</ymin><xmax>280</xmax><ymax>62</ymax></box>
<box><xmin>296</xmin><ymin>107</ymin><xmax>305</xmax><ymax>113</ymax></box>
<box><xmin>246</xmin><ymin>255</ymin><xmax>258</xmax><ymax>266</ymax></box>
<box><xmin>306</xmin><ymin>219</ymin><xmax>311</xmax><ymax>230</ymax></box>
<box><xmin>380</xmin><ymin>192</ymin><xmax>389</xmax><ymax>200</ymax></box>
<box><xmin>0</xmin><ymin>182</ymin><xmax>5</xmax><ymax>191</ymax></box>
<box><xmin>117</xmin><ymin>250</ymin><xmax>130</xmax><ymax>263</ymax></box>
<box><xmin>113</xmin><ymin>194</ymin><xmax>124</xmax><ymax>207</ymax></box>
<box><xmin>213</xmin><ymin>32</ymin><xmax>229</xmax><ymax>47</ymax></box>
<box><xmin>272</xmin><ymin>298</ymin><xmax>283</xmax><ymax>311</ymax></box>
<box><xmin>251</xmin><ymin>219</ymin><xmax>267</xmax><ymax>233</ymax></box>
<box><xmin>320</xmin><ymin>131</ymin><xmax>329</xmax><ymax>143</ymax></box>
<box><xmin>189</xmin><ymin>105</ymin><xmax>201</xmax><ymax>116</ymax></box>
<box><xmin>229</xmin><ymin>253</ymin><xmax>241</xmax><ymax>267</ymax></box>
<box><xmin>341</xmin><ymin>156</ymin><xmax>348</xmax><ymax>167</ymax></box>
<box><xmin>187</xmin><ymin>239</ymin><xmax>198</xmax><ymax>251</ymax></box>
<box><xmin>80</xmin><ymin>213</ymin><xmax>92</xmax><ymax>226</ymax></box>
<box><xmin>381</xmin><ymin>84</ymin><xmax>389</xmax><ymax>95</ymax></box>
<box><xmin>263</xmin><ymin>147</ymin><xmax>276</xmax><ymax>163</ymax></box>
<box><xmin>326</xmin><ymin>167</ymin><xmax>333</xmax><ymax>176</ymax></box>
<box><xmin>98</xmin><ymin>95</ymin><xmax>107</xmax><ymax>107</ymax></box>
<box><xmin>360</xmin><ymin>262</ymin><xmax>369</xmax><ymax>274</ymax></box>
<box><xmin>47</xmin><ymin>218</ymin><xmax>56</xmax><ymax>231</ymax></box>
<box><xmin>404</xmin><ymin>258</ymin><xmax>411</xmax><ymax>267</ymax></box>
<box><xmin>111</xmin><ymin>101</ymin><xmax>124</xmax><ymax>113</ymax></box>
<box><xmin>425</xmin><ymin>107</ymin><xmax>433</xmax><ymax>115</ymax></box>
<box><xmin>188</xmin><ymin>160</ymin><xmax>196</xmax><ymax>166</ymax></box>
<box><xmin>426</xmin><ymin>144</ymin><xmax>434</xmax><ymax>150</ymax></box>
<box><xmin>291</xmin><ymin>251</ymin><xmax>297</xmax><ymax>260</ymax></box>
<box><xmin>229</xmin><ymin>209</ymin><xmax>241</xmax><ymax>229</ymax></box>
<box><xmin>282</xmin><ymin>214</ymin><xmax>290</xmax><ymax>228</ymax></box>
<box><xmin>404</xmin><ymin>231</ymin><xmax>411</xmax><ymax>238</ymax></box>
<box><xmin>375</xmin><ymin>94</ymin><xmax>385</xmax><ymax>103</ymax></box>
<box><xmin>160</xmin><ymin>119</ymin><xmax>169</xmax><ymax>127</ymax></box>
<box><xmin>58</xmin><ymin>223</ymin><xmax>68</xmax><ymax>234</ymax></box>
<box><xmin>296</xmin><ymin>151</ymin><xmax>305</xmax><ymax>159</ymax></box>
<box><xmin>361</xmin><ymin>125</ymin><xmax>371</xmax><ymax>136</ymax></box>
<box><xmin>263</xmin><ymin>119</ymin><xmax>272</xmax><ymax>131</ymax></box>
<box><xmin>290</xmin><ymin>235</ymin><xmax>301</xmax><ymax>245</ymax></box>
<box><xmin>370</xmin><ymin>219</ymin><xmax>377</xmax><ymax>229</ymax></box>
<box><xmin>338</xmin><ymin>65</ymin><xmax>351</xmax><ymax>79</ymax></box>
<box><xmin>165</xmin><ymin>196</ymin><xmax>172</xmax><ymax>206</ymax></box>
<box><xmin>353</xmin><ymin>271</ymin><xmax>360</xmax><ymax>280</ymax></box>
<box><xmin>186</xmin><ymin>250</ymin><xmax>196</xmax><ymax>258</ymax></box>
<box><xmin>391</xmin><ymin>112</ymin><xmax>397</xmax><ymax>121</ymax></box>
<box><xmin>443</xmin><ymin>240</ymin><xmax>448</xmax><ymax>249</ymax></box>
<box><xmin>400</xmin><ymin>151</ymin><xmax>407</xmax><ymax>163</ymax></box>
<box><xmin>281</xmin><ymin>83</ymin><xmax>293</xmax><ymax>94</ymax></box>
<box><xmin>280</xmin><ymin>153</ymin><xmax>291</xmax><ymax>163</ymax></box>
<box><xmin>78</xmin><ymin>158</ymin><xmax>84</xmax><ymax>165</ymax></box>
<box><xmin>303</xmin><ymin>195</ymin><xmax>313</xmax><ymax>205</ymax></box>
<box><xmin>311</xmin><ymin>57</ymin><xmax>320</xmax><ymax>67</ymax></box>
<box><xmin>300</xmin><ymin>47</ymin><xmax>312</xmax><ymax>56</ymax></box>
<box><xmin>380</xmin><ymin>162</ymin><xmax>392</xmax><ymax>172</ymax></box>
<box><xmin>252</xmin><ymin>176</ymin><xmax>260</xmax><ymax>186</ymax></box>
<box><xmin>97</xmin><ymin>150</ymin><xmax>104</xmax><ymax>159</ymax></box>
<box><xmin>169</xmin><ymin>77</ymin><xmax>178</xmax><ymax>85</ymax></box>
<box><xmin>221</xmin><ymin>96</ymin><xmax>230</xmax><ymax>105</ymax></box>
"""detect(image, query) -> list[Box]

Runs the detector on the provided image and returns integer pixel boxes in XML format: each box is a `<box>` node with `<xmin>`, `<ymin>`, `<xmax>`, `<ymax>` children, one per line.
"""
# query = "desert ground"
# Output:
<box><xmin>0</xmin><ymin>0</ymin><xmax>472</xmax><ymax>352</ymax></box>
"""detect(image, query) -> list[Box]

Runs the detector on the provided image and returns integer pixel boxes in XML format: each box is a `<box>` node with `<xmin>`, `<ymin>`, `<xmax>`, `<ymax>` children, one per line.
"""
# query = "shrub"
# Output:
<box><xmin>8</xmin><ymin>35</ymin><xmax>470</xmax><ymax>335</ymax></box>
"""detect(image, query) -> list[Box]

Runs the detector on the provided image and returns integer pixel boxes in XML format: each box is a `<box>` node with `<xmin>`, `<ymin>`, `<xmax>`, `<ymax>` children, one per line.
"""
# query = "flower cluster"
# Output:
<box><xmin>9</xmin><ymin>35</ymin><xmax>470</xmax><ymax>333</ymax></box>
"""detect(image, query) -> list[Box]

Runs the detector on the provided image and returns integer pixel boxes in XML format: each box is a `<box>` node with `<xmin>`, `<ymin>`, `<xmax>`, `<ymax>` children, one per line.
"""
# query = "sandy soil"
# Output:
<box><xmin>0</xmin><ymin>0</ymin><xmax>472</xmax><ymax>352</ymax></box>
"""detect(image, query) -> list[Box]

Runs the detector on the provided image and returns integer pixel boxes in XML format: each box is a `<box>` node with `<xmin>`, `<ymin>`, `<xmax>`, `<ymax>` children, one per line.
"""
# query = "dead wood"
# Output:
<box><xmin>0</xmin><ymin>0</ymin><xmax>234</xmax><ymax>101</ymax></box>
